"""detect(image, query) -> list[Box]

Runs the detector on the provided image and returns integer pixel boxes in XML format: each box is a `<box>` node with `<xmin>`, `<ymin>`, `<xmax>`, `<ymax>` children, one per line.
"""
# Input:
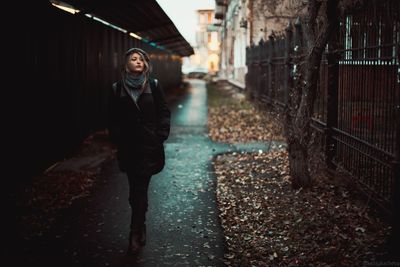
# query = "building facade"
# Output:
<box><xmin>215</xmin><ymin>0</ymin><xmax>303</xmax><ymax>87</ymax></box>
<box><xmin>185</xmin><ymin>9</ymin><xmax>220</xmax><ymax>74</ymax></box>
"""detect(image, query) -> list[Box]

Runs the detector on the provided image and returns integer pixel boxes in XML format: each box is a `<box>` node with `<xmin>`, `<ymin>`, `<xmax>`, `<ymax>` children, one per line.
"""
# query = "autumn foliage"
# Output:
<box><xmin>207</xmin><ymin>81</ymin><xmax>391</xmax><ymax>266</ymax></box>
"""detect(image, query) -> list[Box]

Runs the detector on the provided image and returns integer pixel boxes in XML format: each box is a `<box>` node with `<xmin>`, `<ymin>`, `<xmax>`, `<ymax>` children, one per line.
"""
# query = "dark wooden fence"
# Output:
<box><xmin>18</xmin><ymin>2</ymin><xmax>183</xmax><ymax>182</ymax></box>
<box><xmin>246</xmin><ymin>0</ymin><xmax>399</xmax><ymax>214</ymax></box>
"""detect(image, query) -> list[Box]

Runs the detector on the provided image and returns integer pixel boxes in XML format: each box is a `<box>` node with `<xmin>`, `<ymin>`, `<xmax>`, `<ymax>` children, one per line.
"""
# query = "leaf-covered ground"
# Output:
<box><xmin>207</xmin><ymin>81</ymin><xmax>392</xmax><ymax>266</ymax></box>
<box><xmin>16</xmin><ymin>131</ymin><xmax>115</xmax><ymax>240</ymax></box>
<box><xmin>207</xmin><ymin>82</ymin><xmax>285</xmax><ymax>143</ymax></box>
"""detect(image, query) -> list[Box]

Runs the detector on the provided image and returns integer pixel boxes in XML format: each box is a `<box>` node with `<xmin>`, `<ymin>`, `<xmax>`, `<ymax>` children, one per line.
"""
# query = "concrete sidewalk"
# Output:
<box><xmin>16</xmin><ymin>80</ymin><xmax>280</xmax><ymax>267</ymax></box>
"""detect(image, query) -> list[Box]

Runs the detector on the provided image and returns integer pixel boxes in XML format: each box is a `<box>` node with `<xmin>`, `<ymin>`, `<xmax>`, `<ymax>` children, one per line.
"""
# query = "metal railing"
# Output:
<box><xmin>246</xmin><ymin>0</ymin><xmax>399</xmax><ymax>214</ymax></box>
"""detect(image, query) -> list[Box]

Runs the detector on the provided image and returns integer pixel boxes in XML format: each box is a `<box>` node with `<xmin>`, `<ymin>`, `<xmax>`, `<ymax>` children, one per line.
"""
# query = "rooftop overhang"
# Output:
<box><xmin>61</xmin><ymin>0</ymin><xmax>194</xmax><ymax>57</ymax></box>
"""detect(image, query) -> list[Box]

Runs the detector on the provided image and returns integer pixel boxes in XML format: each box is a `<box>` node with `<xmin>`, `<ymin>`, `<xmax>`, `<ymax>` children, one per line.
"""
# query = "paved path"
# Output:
<box><xmin>18</xmin><ymin>79</ymin><xmax>282</xmax><ymax>267</ymax></box>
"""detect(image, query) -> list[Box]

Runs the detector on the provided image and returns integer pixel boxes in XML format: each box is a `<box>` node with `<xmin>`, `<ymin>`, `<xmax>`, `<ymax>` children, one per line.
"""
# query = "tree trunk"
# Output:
<box><xmin>285</xmin><ymin>0</ymin><xmax>338</xmax><ymax>188</ymax></box>
<box><xmin>287</xmin><ymin>138</ymin><xmax>311</xmax><ymax>189</ymax></box>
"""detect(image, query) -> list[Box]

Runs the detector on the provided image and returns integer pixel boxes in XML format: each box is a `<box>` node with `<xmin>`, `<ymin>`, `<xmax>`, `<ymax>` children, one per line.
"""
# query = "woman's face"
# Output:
<box><xmin>126</xmin><ymin>52</ymin><xmax>145</xmax><ymax>74</ymax></box>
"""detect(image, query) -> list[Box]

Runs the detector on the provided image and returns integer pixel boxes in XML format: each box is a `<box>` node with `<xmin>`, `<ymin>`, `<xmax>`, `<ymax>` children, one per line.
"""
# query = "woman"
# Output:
<box><xmin>107</xmin><ymin>47</ymin><xmax>171</xmax><ymax>255</ymax></box>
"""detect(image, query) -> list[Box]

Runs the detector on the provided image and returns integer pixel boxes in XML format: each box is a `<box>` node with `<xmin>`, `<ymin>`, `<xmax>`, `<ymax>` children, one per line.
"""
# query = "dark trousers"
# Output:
<box><xmin>126</xmin><ymin>171</ymin><xmax>151</xmax><ymax>231</ymax></box>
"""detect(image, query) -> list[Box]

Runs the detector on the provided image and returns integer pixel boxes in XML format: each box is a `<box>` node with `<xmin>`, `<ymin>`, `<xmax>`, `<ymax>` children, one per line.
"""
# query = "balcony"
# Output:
<box><xmin>216</xmin><ymin>0</ymin><xmax>228</xmax><ymax>6</ymax></box>
<box><xmin>215</xmin><ymin>5</ymin><xmax>226</xmax><ymax>19</ymax></box>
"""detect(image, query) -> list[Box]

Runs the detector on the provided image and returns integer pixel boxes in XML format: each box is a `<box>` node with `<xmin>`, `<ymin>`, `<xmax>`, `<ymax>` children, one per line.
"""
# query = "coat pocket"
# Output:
<box><xmin>146</xmin><ymin>145</ymin><xmax>165</xmax><ymax>175</ymax></box>
<box><xmin>142</xmin><ymin>125</ymin><xmax>162</xmax><ymax>144</ymax></box>
<box><xmin>140</xmin><ymin>125</ymin><xmax>165</xmax><ymax>175</ymax></box>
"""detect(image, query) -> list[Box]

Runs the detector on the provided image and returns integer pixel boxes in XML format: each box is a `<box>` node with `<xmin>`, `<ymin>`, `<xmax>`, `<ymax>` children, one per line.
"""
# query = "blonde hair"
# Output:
<box><xmin>123</xmin><ymin>48</ymin><xmax>151</xmax><ymax>88</ymax></box>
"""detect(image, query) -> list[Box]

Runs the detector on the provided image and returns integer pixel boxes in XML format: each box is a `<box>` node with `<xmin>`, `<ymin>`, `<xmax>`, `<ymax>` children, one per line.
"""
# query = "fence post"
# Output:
<box><xmin>246</xmin><ymin>43</ymin><xmax>255</xmax><ymax>100</ymax></box>
<box><xmin>390</xmin><ymin>72</ymin><xmax>400</xmax><ymax>257</ymax></box>
<box><xmin>292</xmin><ymin>18</ymin><xmax>303</xmax><ymax>93</ymax></box>
<box><xmin>285</xmin><ymin>25</ymin><xmax>293</xmax><ymax>105</ymax></box>
<box><xmin>325</xmin><ymin>21</ymin><xmax>339</xmax><ymax>170</ymax></box>
<box><xmin>245</xmin><ymin>46</ymin><xmax>250</xmax><ymax>96</ymax></box>
<box><xmin>267</xmin><ymin>34</ymin><xmax>275</xmax><ymax>105</ymax></box>
<box><xmin>258</xmin><ymin>38</ymin><xmax>266</xmax><ymax>106</ymax></box>
<box><xmin>293</xmin><ymin>18</ymin><xmax>303</xmax><ymax>55</ymax></box>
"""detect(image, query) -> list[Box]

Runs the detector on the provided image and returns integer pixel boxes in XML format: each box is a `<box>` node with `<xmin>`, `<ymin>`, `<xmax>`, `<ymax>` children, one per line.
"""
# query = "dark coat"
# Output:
<box><xmin>107</xmin><ymin>78</ymin><xmax>171</xmax><ymax>175</ymax></box>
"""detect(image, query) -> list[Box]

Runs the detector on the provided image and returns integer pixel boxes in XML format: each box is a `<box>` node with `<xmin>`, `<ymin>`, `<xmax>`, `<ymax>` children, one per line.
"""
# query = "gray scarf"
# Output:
<box><xmin>123</xmin><ymin>73</ymin><xmax>146</xmax><ymax>102</ymax></box>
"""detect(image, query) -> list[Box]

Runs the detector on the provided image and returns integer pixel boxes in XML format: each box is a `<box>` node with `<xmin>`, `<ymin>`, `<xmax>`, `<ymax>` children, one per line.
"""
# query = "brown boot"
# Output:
<box><xmin>127</xmin><ymin>229</ymin><xmax>142</xmax><ymax>255</ymax></box>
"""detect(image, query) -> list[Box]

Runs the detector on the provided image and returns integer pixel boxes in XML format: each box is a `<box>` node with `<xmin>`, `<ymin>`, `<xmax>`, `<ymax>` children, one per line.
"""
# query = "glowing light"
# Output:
<box><xmin>90</xmin><ymin>16</ymin><xmax>127</xmax><ymax>33</ymax></box>
<box><xmin>129</xmin><ymin>32</ymin><xmax>142</xmax><ymax>40</ymax></box>
<box><xmin>51</xmin><ymin>2</ymin><xmax>79</xmax><ymax>14</ymax></box>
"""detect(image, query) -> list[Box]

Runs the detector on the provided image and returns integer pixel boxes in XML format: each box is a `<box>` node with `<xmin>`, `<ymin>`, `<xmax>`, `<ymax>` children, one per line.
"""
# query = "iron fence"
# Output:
<box><xmin>246</xmin><ymin>0</ymin><xmax>399</xmax><ymax>214</ymax></box>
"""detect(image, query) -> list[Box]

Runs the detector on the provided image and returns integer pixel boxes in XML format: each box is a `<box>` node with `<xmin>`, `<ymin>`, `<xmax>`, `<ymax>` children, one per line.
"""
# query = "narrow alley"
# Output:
<box><xmin>17</xmin><ymin>79</ymin><xmax>274</xmax><ymax>267</ymax></box>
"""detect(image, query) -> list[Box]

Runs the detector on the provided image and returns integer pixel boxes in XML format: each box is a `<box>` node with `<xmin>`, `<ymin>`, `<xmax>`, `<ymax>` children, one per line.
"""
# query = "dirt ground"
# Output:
<box><xmin>206</xmin><ymin>80</ymin><xmax>394</xmax><ymax>267</ymax></box>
